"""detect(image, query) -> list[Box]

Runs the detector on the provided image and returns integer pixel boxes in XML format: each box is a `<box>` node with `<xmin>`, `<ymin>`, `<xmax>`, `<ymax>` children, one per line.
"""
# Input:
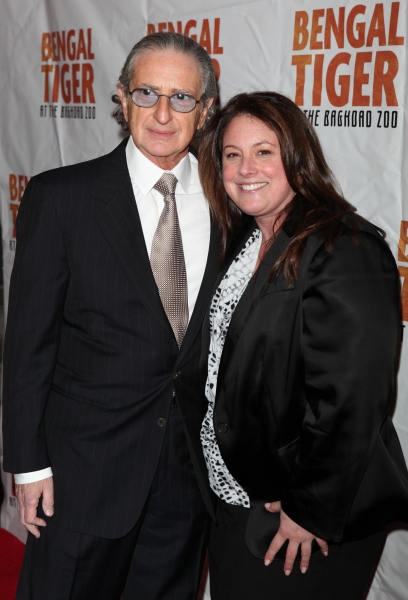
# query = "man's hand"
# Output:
<box><xmin>15</xmin><ymin>476</ymin><xmax>54</xmax><ymax>538</ymax></box>
<box><xmin>263</xmin><ymin>500</ymin><xmax>328</xmax><ymax>575</ymax></box>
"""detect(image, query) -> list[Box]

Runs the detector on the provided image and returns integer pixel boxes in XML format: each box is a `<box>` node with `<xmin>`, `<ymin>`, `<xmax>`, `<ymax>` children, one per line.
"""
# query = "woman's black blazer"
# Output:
<box><xmin>203</xmin><ymin>213</ymin><xmax>408</xmax><ymax>544</ymax></box>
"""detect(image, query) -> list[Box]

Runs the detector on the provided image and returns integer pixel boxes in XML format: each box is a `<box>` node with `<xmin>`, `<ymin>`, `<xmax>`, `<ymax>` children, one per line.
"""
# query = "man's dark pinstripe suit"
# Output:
<box><xmin>2</xmin><ymin>138</ymin><xmax>219</xmax><ymax>598</ymax></box>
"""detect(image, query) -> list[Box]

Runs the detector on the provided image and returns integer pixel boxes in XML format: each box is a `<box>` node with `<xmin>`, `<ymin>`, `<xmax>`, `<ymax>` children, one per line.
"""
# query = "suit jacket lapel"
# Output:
<box><xmin>95</xmin><ymin>138</ymin><xmax>173</xmax><ymax>336</ymax></box>
<box><xmin>216</xmin><ymin>226</ymin><xmax>292</xmax><ymax>397</ymax></box>
<box><xmin>200</xmin><ymin>220</ymin><xmax>258</xmax><ymax>375</ymax></box>
<box><xmin>177</xmin><ymin>218</ymin><xmax>220</xmax><ymax>364</ymax></box>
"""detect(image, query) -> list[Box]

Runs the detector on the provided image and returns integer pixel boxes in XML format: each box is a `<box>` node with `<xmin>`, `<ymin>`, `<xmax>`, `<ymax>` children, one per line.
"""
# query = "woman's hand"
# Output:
<box><xmin>264</xmin><ymin>501</ymin><xmax>328</xmax><ymax>575</ymax></box>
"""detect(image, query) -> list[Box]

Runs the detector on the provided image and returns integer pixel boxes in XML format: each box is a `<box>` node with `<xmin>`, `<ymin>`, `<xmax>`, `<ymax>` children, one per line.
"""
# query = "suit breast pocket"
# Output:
<box><xmin>264</xmin><ymin>279</ymin><xmax>295</xmax><ymax>294</ymax></box>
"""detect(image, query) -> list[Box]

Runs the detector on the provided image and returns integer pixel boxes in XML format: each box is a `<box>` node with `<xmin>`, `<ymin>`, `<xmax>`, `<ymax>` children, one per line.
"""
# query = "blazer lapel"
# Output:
<box><xmin>215</xmin><ymin>226</ymin><xmax>292</xmax><ymax>397</ymax></box>
<box><xmin>200</xmin><ymin>220</ymin><xmax>258</xmax><ymax>374</ymax></box>
<box><xmin>95</xmin><ymin>138</ymin><xmax>173</xmax><ymax>336</ymax></box>
<box><xmin>177</xmin><ymin>218</ymin><xmax>220</xmax><ymax>364</ymax></box>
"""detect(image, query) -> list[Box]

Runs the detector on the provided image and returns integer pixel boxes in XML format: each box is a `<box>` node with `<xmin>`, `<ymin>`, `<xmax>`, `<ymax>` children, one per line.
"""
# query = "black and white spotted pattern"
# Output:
<box><xmin>201</xmin><ymin>229</ymin><xmax>262</xmax><ymax>507</ymax></box>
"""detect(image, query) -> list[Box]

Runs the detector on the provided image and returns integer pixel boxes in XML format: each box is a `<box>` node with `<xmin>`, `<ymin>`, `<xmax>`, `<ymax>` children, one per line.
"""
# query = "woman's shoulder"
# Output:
<box><xmin>341</xmin><ymin>214</ymin><xmax>383</xmax><ymax>239</ymax></box>
<box><xmin>304</xmin><ymin>213</ymin><xmax>397</xmax><ymax>280</ymax></box>
<box><xmin>309</xmin><ymin>213</ymin><xmax>387</xmax><ymax>252</ymax></box>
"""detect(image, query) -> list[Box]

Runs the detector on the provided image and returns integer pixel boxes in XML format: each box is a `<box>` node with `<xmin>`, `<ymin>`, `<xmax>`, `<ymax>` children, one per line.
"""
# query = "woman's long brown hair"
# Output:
<box><xmin>198</xmin><ymin>91</ymin><xmax>371</xmax><ymax>283</ymax></box>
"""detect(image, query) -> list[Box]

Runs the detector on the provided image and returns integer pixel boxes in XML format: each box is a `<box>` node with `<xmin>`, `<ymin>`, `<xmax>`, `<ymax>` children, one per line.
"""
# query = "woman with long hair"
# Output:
<box><xmin>198</xmin><ymin>91</ymin><xmax>408</xmax><ymax>599</ymax></box>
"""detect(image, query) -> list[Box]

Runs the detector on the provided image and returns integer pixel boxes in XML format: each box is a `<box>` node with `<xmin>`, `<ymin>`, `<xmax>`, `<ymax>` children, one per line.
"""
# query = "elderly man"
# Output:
<box><xmin>3</xmin><ymin>32</ymin><xmax>218</xmax><ymax>599</ymax></box>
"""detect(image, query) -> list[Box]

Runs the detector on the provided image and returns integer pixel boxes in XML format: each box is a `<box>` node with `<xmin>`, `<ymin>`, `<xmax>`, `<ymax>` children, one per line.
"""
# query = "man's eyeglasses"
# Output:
<box><xmin>129</xmin><ymin>88</ymin><xmax>201</xmax><ymax>113</ymax></box>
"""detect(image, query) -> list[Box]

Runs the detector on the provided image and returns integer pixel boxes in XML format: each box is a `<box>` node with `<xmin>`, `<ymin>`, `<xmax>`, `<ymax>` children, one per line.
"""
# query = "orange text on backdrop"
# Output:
<box><xmin>291</xmin><ymin>3</ymin><xmax>404</xmax><ymax>106</ymax></box>
<box><xmin>398</xmin><ymin>221</ymin><xmax>408</xmax><ymax>322</ymax></box>
<box><xmin>9</xmin><ymin>174</ymin><xmax>30</xmax><ymax>247</ymax></box>
<box><xmin>41</xmin><ymin>28</ymin><xmax>95</xmax><ymax>104</ymax></box>
<box><xmin>147</xmin><ymin>18</ymin><xmax>223</xmax><ymax>81</ymax></box>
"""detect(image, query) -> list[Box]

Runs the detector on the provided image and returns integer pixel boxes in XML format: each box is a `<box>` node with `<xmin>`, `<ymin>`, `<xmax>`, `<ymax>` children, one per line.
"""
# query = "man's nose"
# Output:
<box><xmin>153</xmin><ymin>96</ymin><xmax>172</xmax><ymax>124</ymax></box>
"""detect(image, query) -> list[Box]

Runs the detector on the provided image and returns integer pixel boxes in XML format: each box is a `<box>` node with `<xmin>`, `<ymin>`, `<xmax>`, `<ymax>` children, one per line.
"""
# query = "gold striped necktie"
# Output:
<box><xmin>150</xmin><ymin>173</ymin><xmax>189</xmax><ymax>348</ymax></box>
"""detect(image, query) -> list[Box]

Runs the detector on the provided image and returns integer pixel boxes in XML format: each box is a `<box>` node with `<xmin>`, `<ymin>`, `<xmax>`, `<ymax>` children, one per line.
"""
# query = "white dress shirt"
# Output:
<box><xmin>15</xmin><ymin>137</ymin><xmax>211</xmax><ymax>485</ymax></box>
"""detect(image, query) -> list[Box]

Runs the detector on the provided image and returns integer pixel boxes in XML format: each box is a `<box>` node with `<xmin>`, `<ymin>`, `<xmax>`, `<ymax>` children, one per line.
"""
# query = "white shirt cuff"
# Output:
<box><xmin>14</xmin><ymin>467</ymin><xmax>53</xmax><ymax>484</ymax></box>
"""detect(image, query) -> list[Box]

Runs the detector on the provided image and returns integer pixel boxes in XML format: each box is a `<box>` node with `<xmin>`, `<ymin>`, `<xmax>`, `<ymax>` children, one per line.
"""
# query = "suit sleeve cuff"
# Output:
<box><xmin>14</xmin><ymin>467</ymin><xmax>53</xmax><ymax>484</ymax></box>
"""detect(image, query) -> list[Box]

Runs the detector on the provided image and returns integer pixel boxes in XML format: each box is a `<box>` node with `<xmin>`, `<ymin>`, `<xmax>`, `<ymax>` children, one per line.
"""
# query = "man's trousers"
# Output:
<box><xmin>16</xmin><ymin>406</ymin><xmax>209</xmax><ymax>600</ymax></box>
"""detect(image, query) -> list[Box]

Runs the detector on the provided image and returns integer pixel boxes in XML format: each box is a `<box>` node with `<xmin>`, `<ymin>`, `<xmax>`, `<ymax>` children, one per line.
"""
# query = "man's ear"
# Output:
<box><xmin>116</xmin><ymin>85</ymin><xmax>129</xmax><ymax>123</ymax></box>
<box><xmin>197</xmin><ymin>97</ymin><xmax>215</xmax><ymax>130</ymax></box>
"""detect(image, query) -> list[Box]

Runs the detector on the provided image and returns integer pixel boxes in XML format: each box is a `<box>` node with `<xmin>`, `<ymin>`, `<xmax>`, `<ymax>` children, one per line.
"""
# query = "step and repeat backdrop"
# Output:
<box><xmin>1</xmin><ymin>1</ymin><xmax>407</xmax><ymax>597</ymax></box>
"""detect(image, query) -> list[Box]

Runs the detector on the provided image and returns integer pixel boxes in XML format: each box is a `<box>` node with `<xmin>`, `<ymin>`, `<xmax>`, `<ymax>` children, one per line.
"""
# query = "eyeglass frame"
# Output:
<box><xmin>128</xmin><ymin>88</ymin><xmax>202</xmax><ymax>113</ymax></box>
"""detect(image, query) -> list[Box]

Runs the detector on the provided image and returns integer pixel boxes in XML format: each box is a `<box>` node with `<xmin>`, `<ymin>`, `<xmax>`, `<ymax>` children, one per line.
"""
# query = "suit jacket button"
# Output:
<box><xmin>218</xmin><ymin>423</ymin><xmax>228</xmax><ymax>434</ymax></box>
<box><xmin>157</xmin><ymin>418</ymin><xmax>166</xmax><ymax>428</ymax></box>
<box><xmin>172</xmin><ymin>371</ymin><xmax>181</xmax><ymax>379</ymax></box>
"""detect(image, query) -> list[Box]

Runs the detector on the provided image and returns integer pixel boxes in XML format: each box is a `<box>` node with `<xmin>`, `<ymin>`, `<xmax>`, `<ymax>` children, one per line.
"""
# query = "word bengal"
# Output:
<box><xmin>293</xmin><ymin>3</ymin><xmax>403</xmax><ymax>50</ymax></box>
<box><xmin>9</xmin><ymin>174</ymin><xmax>30</xmax><ymax>241</ymax></box>
<box><xmin>147</xmin><ymin>18</ymin><xmax>223</xmax><ymax>81</ymax></box>
<box><xmin>41</xmin><ymin>29</ymin><xmax>95</xmax><ymax>104</ymax></box>
<box><xmin>292</xmin><ymin>3</ymin><xmax>404</xmax><ymax>107</ymax></box>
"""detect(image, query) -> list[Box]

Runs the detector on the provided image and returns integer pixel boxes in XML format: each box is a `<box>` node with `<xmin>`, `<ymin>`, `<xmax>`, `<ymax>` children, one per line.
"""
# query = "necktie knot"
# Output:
<box><xmin>153</xmin><ymin>173</ymin><xmax>178</xmax><ymax>201</ymax></box>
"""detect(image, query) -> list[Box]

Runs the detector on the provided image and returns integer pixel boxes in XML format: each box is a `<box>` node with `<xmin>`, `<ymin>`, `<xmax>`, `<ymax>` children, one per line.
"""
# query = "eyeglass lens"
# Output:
<box><xmin>131</xmin><ymin>89</ymin><xmax>197</xmax><ymax>113</ymax></box>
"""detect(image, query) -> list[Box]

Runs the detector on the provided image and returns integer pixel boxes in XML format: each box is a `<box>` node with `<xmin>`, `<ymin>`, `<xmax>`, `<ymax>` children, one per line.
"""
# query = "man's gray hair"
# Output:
<box><xmin>112</xmin><ymin>32</ymin><xmax>218</xmax><ymax>131</ymax></box>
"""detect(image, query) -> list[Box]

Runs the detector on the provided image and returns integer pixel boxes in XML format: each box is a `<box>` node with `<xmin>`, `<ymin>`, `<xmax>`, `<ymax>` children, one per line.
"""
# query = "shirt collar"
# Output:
<box><xmin>126</xmin><ymin>136</ymin><xmax>191</xmax><ymax>195</ymax></box>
